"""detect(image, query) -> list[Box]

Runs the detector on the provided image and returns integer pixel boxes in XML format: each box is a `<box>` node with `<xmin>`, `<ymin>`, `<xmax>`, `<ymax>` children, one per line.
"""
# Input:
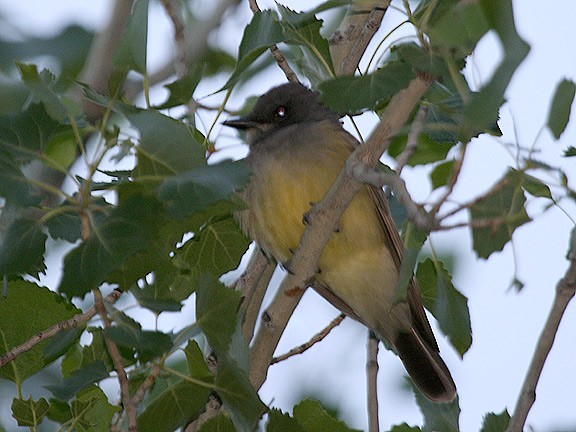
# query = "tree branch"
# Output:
<box><xmin>271</xmin><ymin>313</ymin><xmax>345</xmax><ymax>364</ymax></box>
<box><xmin>367</xmin><ymin>332</ymin><xmax>380</xmax><ymax>432</ymax></box>
<box><xmin>507</xmin><ymin>229</ymin><xmax>576</xmax><ymax>432</ymax></box>
<box><xmin>0</xmin><ymin>289</ymin><xmax>122</xmax><ymax>368</ymax></box>
<box><xmin>329</xmin><ymin>0</ymin><xmax>391</xmax><ymax>76</ymax></box>
<box><xmin>93</xmin><ymin>288</ymin><xmax>138</xmax><ymax>431</ymax></box>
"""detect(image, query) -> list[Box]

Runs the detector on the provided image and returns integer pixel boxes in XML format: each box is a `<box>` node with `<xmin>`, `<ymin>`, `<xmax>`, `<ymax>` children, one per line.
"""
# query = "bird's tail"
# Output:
<box><xmin>394</xmin><ymin>330</ymin><xmax>457</xmax><ymax>403</ymax></box>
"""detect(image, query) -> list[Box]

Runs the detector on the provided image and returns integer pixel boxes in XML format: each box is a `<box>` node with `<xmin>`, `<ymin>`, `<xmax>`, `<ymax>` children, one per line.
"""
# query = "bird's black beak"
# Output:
<box><xmin>222</xmin><ymin>118</ymin><xmax>259</xmax><ymax>130</ymax></box>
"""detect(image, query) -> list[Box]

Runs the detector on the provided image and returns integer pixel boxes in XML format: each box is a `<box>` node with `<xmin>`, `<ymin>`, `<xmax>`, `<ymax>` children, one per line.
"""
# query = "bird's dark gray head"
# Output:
<box><xmin>223</xmin><ymin>82</ymin><xmax>340</xmax><ymax>144</ymax></box>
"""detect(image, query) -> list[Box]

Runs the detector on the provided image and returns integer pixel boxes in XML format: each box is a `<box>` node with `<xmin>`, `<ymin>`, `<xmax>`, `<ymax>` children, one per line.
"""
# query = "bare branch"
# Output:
<box><xmin>507</xmin><ymin>230</ymin><xmax>576</xmax><ymax>432</ymax></box>
<box><xmin>237</xmin><ymin>248</ymin><xmax>276</xmax><ymax>342</ymax></box>
<box><xmin>396</xmin><ymin>105</ymin><xmax>428</xmax><ymax>175</ymax></box>
<box><xmin>271</xmin><ymin>313</ymin><xmax>346</xmax><ymax>364</ymax></box>
<box><xmin>94</xmin><ymin>288</ymin><xmax>138</xmax><ymax>431</ymax></box>
<box><xmin>329</xmin><ymin>0</ymin><xmax>391</xmax><ymax>76</ymax></box>
<box><xmin>0</xmin><ymin>290</ymin><xmax>122</xmax><ymax>368</ymax></box>
<box><xmin>367</xmin><ymin>332</ymin><xmax>380</xmax><ymax>432</ymax></box>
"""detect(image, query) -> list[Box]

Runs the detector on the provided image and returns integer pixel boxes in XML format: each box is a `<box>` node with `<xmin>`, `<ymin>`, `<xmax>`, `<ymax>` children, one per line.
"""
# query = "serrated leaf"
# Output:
<box><xmin>277</xmin><ymin>5</ymin><xmax>334</xmax><ymax>81</ymax></box>
<box><xmin>480</xmin><ymin>410</ymin><xmax>510</xmax><ymax>432</ymax></box>
<box><xmin>416</xmin><ymin>258</ymin><xmax>472</xmax><ymax>356</ymax></box>
<box><xmin>390</xmin><ymin>424</ymin><xmax>422</xmax><ymax>432</ymax></box>
<box><xmin>293</xmin><ymin>399</ymin><xmax>361</xmax><ymax>432</ymax></box>
<box><xmin>127</xmin><ymin>109</ymin><xmax>207</xmax><ymax>176</ymax></box>
<box><xmin>0</xmin><ymin>218</ymin><xmax>47</xmax><ymax>277</ymax></box>
<box><xmin>11</xmin><ymin>396</ymin><xmax>49</xmax><ymax>427</ymax></box>
<box><xmin>469</xmin><ymin>169</ymin><xmax>531</xmax><ymax>259</ymax></box>
<box><xmin>17</xmin><ymin>63</ymin><xmax>68</xmax><ymax>121</ymax></box>
<box><xmin>137</xmin><ymin>342</ymin><xmax>213</xmax><ymax>432</ymax></box>
<box><xmin>0</xmin><ymin>280</ymin><xmax>80</xmax><ymax>385</ymax></box>
<box><xmin>430</xmin><ymin>160</ymin><xmax>455</xmax><ymax>190</ymax></box>
<box><xmin>267</xmin><ymin>408</ymin><xmax>306</xmax><ymax>432</ymax></box>
<box><xmin>547</xmin><ymin>78</ymin><xmax>575</xmax><ymax>139</ymax></box>
<box><xmin>58</xmin><ymin>193</ymin><xmax>164</xmax><ymax>298</ymax></box>
<box><xmin>114</xmin><ymin>0</ymin><xmax>148</xmax><ymax>74</ymax></box>
<box><xmin>44</xmin><ymin>208</ymin><xmax>82</xmax><ymax>242</ymax></box>
<box><xmin>462</xmin><ymin>0</ymin><xmax>530</xmax><ymax>142</ymax></box>
<box><xmin>180</xmin><ymin>215</ymin><xmax>250</xmax><ymax>281</ymax></box>
<box><xmin>318</xmin><ymin>60</ymin><xmax>416</xmax><ymax>113</ymax></box>
<box><xmin>394</xmin><ymin>43</ymin><xmax>452</xmax><ymax>78</ymax></box>
<box><xmin>45</xmin><ymin>360</ymin><xmax>109</xmax><ymax>400</ymax></box>
<box><xmin>0</xmin><ymin>151</ymin><xmax>39</xmax><ymax>205</ymax></box>
<box><xmin>72</xmin><ymin>386</ymin><xmax>119</xmax><ymax>432</ymax></box>
<box><xmin>46</xmin><ymin>398</ymin><xmax>72</xmax><ymax>423</ymax></box>
<box><xmin>215</xmin><ymin>357</ymin><xmax>267</xmax><ymax>432</ymax></box>
<box><xmin>412</xmin><ymin>381</ymin><xmax>460</xmax><ymax>432</ymax></box>
<box><xmin>159</xmin><ymin>159</ymin><xmax>250</xmax><ymax>218</ymax></box>
<box><xmin>223</xmin><ymin>10</ymin><xmax>285</xmax><ymax>89</ymax></box>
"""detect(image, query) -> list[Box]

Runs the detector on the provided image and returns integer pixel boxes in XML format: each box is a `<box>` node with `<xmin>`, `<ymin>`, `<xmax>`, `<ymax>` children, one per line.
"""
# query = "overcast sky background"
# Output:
<box><xmin>0</xmin><ymin>1</ymin><xmax>575</xmax><ymax>431</ymax></box>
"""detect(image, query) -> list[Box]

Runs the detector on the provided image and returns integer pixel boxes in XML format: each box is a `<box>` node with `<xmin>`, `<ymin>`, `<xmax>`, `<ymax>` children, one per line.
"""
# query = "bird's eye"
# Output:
<box><xmin>274</xmin><ymin>106</ymin><xmax>287</xmax><ymax>118</ymax></box>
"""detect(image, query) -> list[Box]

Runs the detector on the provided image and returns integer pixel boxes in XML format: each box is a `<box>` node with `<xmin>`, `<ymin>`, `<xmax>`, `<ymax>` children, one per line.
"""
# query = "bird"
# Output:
<box><xmin>223</xmin><ymin>82</ymin><xmax>456</xmax><ymax>402</ymax></box>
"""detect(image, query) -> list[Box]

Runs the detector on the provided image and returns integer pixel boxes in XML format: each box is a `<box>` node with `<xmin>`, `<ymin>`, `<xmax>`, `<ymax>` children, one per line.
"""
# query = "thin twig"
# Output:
<box><xmin>271</xmin><ymin>313</ymin><xmax>346</xmax><ymax>364</ymax></box>
<box><xmin>94</xmin><ymin>288</ymin><xmax>138</xmax><ymax>432</ymax></box>
<box><xmin>131</xmin><ymin>363</ymin><xmax>163</xmax><ymax>406</ymax></box>
<box><xmin>507</xmin><ymin>230</ymin><xmax>576</xmax><ymax>432</ymax></box>
<box><xmin>248</xmin><ymin>0</ymin><xmax>299</xmax><ymax>83</ymax></box>
<box><xmin>0</xmin><ymin>290</ymin><xmax>122</xmax><ymax>368</ymax></box>
<box><xmin>396</xmin><ymin>105</ymin><xmax>428</xmax><ymax>175</ymax></box>
<box><xmin>367</xmin><ymin>332</ymin><xmax>380</xmax><ymax>432</ymax></box>
<box><xmin>429</xmin><ymin>142</ymin><xmax>468</xmax><ymax>218</ymax></box>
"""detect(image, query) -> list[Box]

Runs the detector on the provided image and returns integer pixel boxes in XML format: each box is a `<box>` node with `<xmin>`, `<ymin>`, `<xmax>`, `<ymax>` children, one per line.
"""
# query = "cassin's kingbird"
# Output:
<box><xmin>223</xmin><ymin>82</ymin><xmax>456</xmax><ymax>402</ymax></box>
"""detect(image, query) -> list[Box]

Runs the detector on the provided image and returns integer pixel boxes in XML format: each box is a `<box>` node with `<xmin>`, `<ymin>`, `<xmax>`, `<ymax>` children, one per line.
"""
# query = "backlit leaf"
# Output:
<box><xmin>547</xmin><ymin>78</ymin><xmax>575</xmax><ymax>139</ymax></box>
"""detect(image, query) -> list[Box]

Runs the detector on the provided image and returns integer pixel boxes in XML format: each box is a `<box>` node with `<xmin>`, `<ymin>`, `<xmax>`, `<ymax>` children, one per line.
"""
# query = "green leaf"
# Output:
<box><xmin>547</xmin><ymin>78</ymin><xmax>576</xmax><ymax>139</ymax></box>
<box><xmin>58</xmin><ymin>193</ymin><xmax>163</xmax><ymax>298</ymax></box>
<box><xmin>70</xmin><ymin>386</ymin><xmax>119</xmax><ymax>432</ymax></box>
<box><xmin>522</xmin><ymin>174</ymin><xmax>553</xmax><ymax>199</ymax></box>
<box><xmin>17</xmin><ymin>63</ymin><xmax>68</xmax><ymax>122</ymax></box>
<box><xmin>479</xmin><ymin>410</ymin><xmax>510</xmax><ymax>432</ymax></box>
<box><xmin>267</xmin><ymin>408</ymin><xmax>306</xmax><ymax>432</ymax></box>
<box><xmin>62</xmin><ymin>328</ymin><xmax>124</xmax><ymax>377</ymax></box>
<box><xmin>277</xmin><ymin>5</ymin><xmax>334</xmax><ymax>82</ymax></box>
<box><xmin>469</xmin><ymin>169</ymin><xmax>531</xmax><ymax>259</ymax></box>
<box><xmin>564</xmin><ymin>146</ymin><xmax>576</xmax><ymax>157</ymax></box>
<box><xmin>128</xmin><ymin>109</ymin><xmax>207</xmax><ymax>176</ymax></box>
<box><xmin>196</xmin><ymin>274</ymin><xmax>243</xmax><ymax>357</ymax></box>
<box><xmin>180</xmin><ymin>215</ymin><xmax>250</xmax><ymax>281</ymax></box>
<box><xmin>293</xmin><ymin>399</ymin><xmax>361</xmax><ymax>432</ymax></box>
<box><xmin>0</xmin><ymin>151</ymin><xmax>39</xmax><ymax>206</ymax></box>
<box><xmin>416</xmin><ymin>258</ymin><xmax>472</xmax><ymax>356</ymax></box>
<box><xmin>11</xmin><ymin>396</ymin><xmax>49</xmax><ymax>427</ymax></box>
<box><xmin>430</xmin><ymin>160</ymin><xmax>455</xmax><ymax>190</ymax></box>
<box><xmin>215</xmin><ymin>357</ymin><xmax>267</xmax><ymax>432</ymax></box>
<box><xmin>44</xmin><ymin>207</ymin><xmax>82</xmax><ymax>242</ymax></box>
<box><xmin>0</xmin><ymin>280</ymin><xmax>80</xmax><ymax>385</ymax></box>
<box><xmin>462</xmin><ymin>0</ymin><xmax>530</xmax><ymax>141</ymax></box>
<box><xmin>0</xmin><ymin>218</ymin><xmax>47</xmax><ymax>277</ymax></box>
<box><xmin>412</xmin><ymin>383</ymin><xmax>460</xmax><ymax>432</ymax></box>
<box><xmin>104</xmin><ymin>327</ymin><xmax>172</xmax><ymax>363</ymax></box>
<box><xmin>318</xmin><ymin>60</ymin><xmax>416</xmax><ymax>113</ymax></box>
<box><xmin>223</xmin><ymin>10</ymin><xmax>285</xmax><ymax>89</ymax></box>
<box><xmin>159</xmin><ymin>159</ymin><xmax>250</xmax><ymax>218</ymax></box>
<box><xmin>43</xmin><ymin>328</ymin><xmax>83</xmax><ymax>364</ymax></box>
<box><xmin>138</xmin><ymin>341</ymin><xmax>213</xmax><ymax>432</ymax></box>
<box><xmin>45</xmin><ymin>361</ymin><xmax>109</xmax><ymax>400</ymax></box>
<box><xmin>390</xmin><ymin>424</ymin><xmax>422</xmax><ymax>432</ymax></box>
<box><xmin>394</xmin><ymin>223</ymin><xmax>429</xmax><ymax>303</ymax></box>
<box><xmin>44</xmin><ymin>131</ymin><xmax>78</xmax><ymax>171</ymax></box>
<box><xmin>155</xmin><ymin>65</ymin><xmax>203</xmax><ymax>110</ymax></box>
<box><xmin>198</xmin><ymin>412</ymin><xmax>237</xmax><ymax>432</ymax></box>
<box><xmin>394</xmin><ymin>43</ymin><xmax>452</xmax><ymax>79</ymax></box>
<box><xmin>114</xmin><ymin>0</ymin><xmax>149</xmax><ymax>74</ymax></box>
<box><xmin>46</xmin><ymin>398</ymin><xmax>73</xmax><ymax>423</ymax></box>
